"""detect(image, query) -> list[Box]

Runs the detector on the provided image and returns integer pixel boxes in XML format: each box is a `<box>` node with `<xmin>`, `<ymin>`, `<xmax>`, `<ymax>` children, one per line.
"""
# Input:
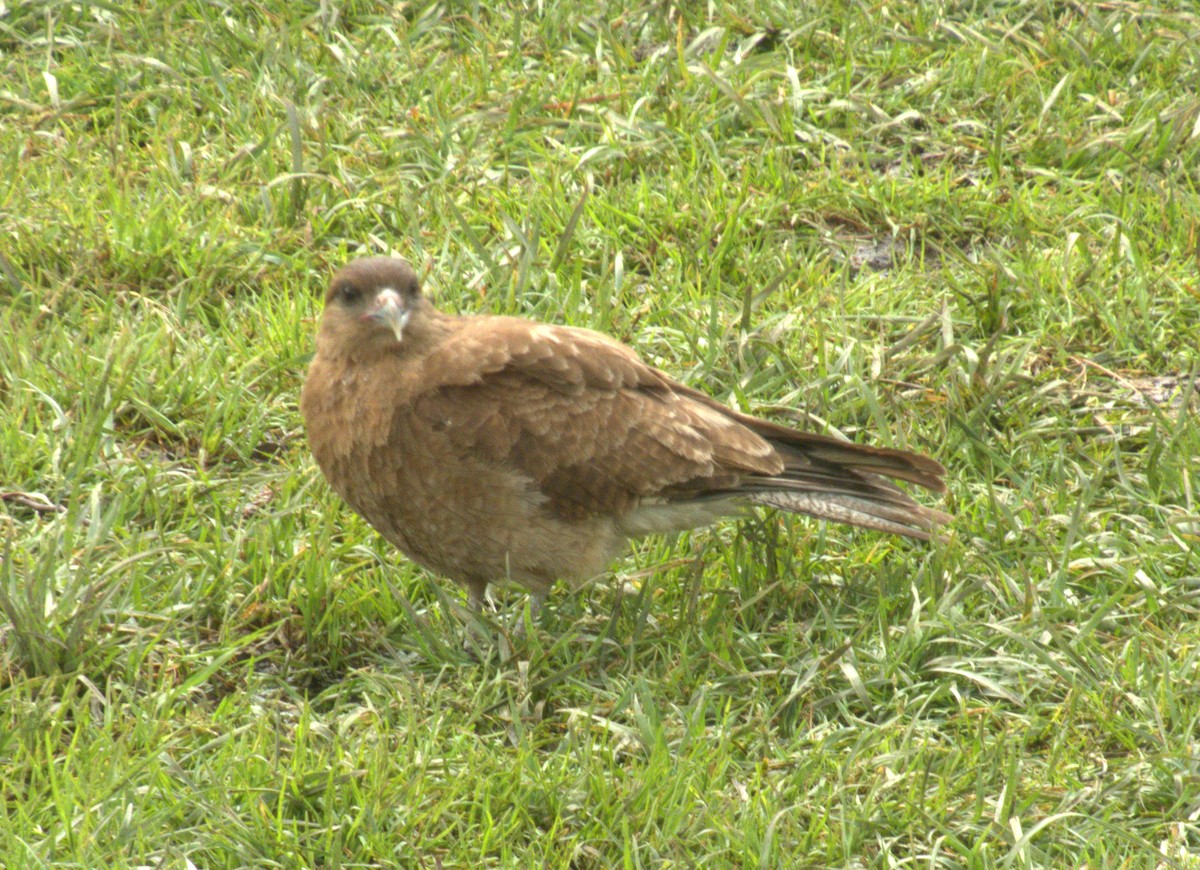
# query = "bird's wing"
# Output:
<box><xmin>411</xmin><ymin>318</ymin><xmax>783</xmax><ymax>520</ymax></box>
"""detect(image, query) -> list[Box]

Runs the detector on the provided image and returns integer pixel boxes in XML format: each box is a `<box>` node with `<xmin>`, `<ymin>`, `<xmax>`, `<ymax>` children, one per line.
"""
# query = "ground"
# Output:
<box><xmin>2</xmin><ymin>1</ymin><xmax>1199</xmax><ymax>866</ymax></box>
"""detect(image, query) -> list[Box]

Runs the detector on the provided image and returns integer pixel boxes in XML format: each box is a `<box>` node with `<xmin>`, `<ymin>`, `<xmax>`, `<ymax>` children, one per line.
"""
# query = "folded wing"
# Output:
<box><xmin>412</xmin><ymin>317</ymin><xmax>948</xmax><ymax>538</ymax></box>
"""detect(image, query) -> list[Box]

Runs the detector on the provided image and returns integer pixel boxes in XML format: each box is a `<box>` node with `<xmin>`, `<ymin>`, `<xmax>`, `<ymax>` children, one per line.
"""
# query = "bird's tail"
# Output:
<box><xmin>744</xmin><ymin>435</ymin><xmax>951</xmax><ymax>541</ymax></box>
<box><xmin>750</xmin><ymin>489</ymin><xmax>948</xmax><ymax>540</ymax></box>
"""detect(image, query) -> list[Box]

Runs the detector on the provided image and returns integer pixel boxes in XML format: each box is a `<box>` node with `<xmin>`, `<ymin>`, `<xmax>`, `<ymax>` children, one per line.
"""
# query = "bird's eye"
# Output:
<box><xmin>336</xmin><ymin>283</ymin><xmax>360</xmax><ymax>305</ymax></box>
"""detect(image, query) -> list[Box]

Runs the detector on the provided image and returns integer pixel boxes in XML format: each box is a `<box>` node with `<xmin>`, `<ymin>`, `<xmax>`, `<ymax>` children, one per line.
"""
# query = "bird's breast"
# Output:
<box><xmin>302</xmin><ymin>354</ymin><xmax>626</xmax><ymax>590</ymax></box>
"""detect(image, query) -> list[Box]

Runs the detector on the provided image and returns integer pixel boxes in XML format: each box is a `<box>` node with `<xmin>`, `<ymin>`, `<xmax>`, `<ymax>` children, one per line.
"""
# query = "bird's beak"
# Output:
<box><xmin>363</xmin><ymin>289</ymin><xmax>410</xmax><ymax>342</ymax></box>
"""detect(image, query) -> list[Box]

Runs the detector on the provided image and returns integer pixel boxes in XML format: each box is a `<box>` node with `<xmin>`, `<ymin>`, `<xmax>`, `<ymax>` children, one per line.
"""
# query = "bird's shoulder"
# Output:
<box><xmin>416</xmin><ymin>314</ymin><xmax>669</xmax><ymax>396</ymax></box>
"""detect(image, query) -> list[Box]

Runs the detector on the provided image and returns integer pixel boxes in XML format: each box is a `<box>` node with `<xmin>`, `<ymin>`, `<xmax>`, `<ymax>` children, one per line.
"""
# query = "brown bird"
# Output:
<box><xmin>301</xmin><ymin>257</ymin><xmax>950</xmax><ymax>617</ymax></box>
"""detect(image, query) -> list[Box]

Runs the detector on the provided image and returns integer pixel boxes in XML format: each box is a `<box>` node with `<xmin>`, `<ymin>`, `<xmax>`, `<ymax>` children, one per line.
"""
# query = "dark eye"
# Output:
<box><xmin>336</xmin><ymin>283</ymin><xmax>360</xmax><ymax>304</ymax></box>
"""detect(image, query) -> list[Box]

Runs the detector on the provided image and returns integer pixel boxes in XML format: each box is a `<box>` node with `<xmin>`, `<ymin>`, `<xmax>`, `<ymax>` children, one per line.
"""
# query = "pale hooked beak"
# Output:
<box><xmin>362</xmin><ymin>288</ymin><xmax>410</xmax><ymax>341</ymax></box>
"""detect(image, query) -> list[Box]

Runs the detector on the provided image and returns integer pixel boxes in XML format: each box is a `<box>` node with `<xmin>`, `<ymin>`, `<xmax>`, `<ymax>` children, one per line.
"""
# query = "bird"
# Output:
<box><xmin>300</xmin><ymin>256</ymin><xmax>950</xmax><ymax>619</ymax></box>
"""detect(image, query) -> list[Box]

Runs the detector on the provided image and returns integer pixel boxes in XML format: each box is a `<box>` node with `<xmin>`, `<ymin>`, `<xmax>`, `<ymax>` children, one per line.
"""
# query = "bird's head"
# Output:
<box><xmin>317</xmin><ymin>257</ymin><xmax>429</xmax><ymax>355</ymax></box>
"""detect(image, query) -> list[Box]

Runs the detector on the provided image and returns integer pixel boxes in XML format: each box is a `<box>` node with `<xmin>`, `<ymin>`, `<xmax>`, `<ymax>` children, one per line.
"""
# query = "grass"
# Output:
<box><xmin>2</xmin><ymin>0</ymin><xmax>1199</xmax><ymax>865</ymax></box>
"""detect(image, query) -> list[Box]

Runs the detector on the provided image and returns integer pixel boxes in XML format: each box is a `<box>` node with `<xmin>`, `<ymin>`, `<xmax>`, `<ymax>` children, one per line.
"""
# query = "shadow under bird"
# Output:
<box><xmin>301</xmin><ymin>257</ymin><xmax>951</xmax><ymax>617</ymax></box>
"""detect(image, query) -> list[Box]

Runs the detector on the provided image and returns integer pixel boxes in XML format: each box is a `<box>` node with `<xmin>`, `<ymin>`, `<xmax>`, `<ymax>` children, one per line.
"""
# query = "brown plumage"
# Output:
<box><xmin>300</xmin><ymin>256</ymin><xmax>950</xmax><ymax>614</ymax></box>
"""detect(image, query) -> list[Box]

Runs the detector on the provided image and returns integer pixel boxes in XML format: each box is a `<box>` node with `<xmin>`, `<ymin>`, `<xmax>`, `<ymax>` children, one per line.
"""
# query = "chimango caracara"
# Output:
<box><xmin>301</xmin><ymin>257</ymin><xmax>950</xmax><ymax>616</ymax></box>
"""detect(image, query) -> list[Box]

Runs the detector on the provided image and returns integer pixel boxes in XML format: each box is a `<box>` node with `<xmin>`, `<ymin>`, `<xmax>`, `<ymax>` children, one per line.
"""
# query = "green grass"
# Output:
<box><xmin>3</xmin><ymin>0</ymin><xmax>1199</xmax><ymax>866</ymax></box>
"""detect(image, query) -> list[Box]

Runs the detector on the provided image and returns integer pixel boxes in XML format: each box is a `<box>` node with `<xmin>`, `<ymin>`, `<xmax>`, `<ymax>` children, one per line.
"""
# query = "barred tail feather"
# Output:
<box><xmin>750</xmin><ymin>490</ymin><xmax>951</xmax><ymax>541</ymax></box>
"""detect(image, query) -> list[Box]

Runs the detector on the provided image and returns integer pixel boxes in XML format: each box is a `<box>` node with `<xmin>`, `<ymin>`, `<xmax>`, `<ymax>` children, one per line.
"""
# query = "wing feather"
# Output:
<box><xmin>412</xmin><ymin>318</ymin><xmax>778</xmax><ymax>519</ymax></box>
<box><xmin>410</xmin><ymin>316</ymin><xmax>948</xmax><ymax>537</ymax></box>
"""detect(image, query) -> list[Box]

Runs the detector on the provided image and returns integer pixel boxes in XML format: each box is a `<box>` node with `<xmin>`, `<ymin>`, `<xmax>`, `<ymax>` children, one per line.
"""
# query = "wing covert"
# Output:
<box><xmin>410</xmin><ymin>318</ymin><xmax>781</xmax><ymax>519</ymax></box>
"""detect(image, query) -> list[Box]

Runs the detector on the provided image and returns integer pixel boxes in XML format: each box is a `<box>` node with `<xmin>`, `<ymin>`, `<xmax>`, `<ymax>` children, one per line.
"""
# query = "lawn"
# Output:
<box><xmin>3</xmin><ymin>1</ymin><xmax>1200</xmax><ymax>866</ymax></box>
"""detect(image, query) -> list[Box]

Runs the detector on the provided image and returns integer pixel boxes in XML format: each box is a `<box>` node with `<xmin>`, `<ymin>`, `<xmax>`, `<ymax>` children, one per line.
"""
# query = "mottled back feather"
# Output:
<box><xmin>410</xmin><ymin>317</ymin><xmax>948</xmax><ymax>537</ymax></box>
